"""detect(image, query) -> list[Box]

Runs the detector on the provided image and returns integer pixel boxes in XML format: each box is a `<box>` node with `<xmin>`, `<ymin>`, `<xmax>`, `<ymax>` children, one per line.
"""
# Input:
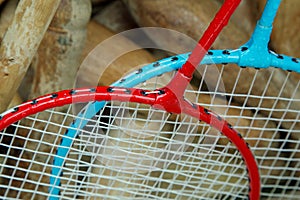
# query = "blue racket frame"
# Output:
<box><xmin>49</xmin><ymin>0</ymin><xmax>300</xmax><ymax>198</ymax></box>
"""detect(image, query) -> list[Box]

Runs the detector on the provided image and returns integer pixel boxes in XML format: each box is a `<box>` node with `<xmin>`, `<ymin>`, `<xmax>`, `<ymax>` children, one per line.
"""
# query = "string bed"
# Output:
<box><xmin>0</xmin><ymin>64</ymin><xmax>299</xmax><ymax>199</ymax></box>
<box><xmin>192</xmin><ymin>64</ymin><xmax>300</xmax><ymax>199</ymax></box>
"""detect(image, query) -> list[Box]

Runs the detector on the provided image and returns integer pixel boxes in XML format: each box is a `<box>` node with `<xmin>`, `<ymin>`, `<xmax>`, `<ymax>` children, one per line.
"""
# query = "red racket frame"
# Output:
<box><xmin>0</xmin><ymin>86</ymin><xmax>260</xmax><ymax>199</ymax></box>
<box><xmin>0</xmin><ymin>0</ymin><xmax>260</xmax><ymax>199</ymax></box>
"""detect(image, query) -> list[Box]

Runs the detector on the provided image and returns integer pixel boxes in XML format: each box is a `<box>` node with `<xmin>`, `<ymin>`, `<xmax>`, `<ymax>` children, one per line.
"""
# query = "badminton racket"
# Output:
<box><xmin>1</xmin><ymin>0</ymin><xmax>299</xmax><ymax>199</ymax></box>
<box><xmin>0</xmin><ymin>0</ymin><xmax>260</xmax><ymax>199</ymax></box>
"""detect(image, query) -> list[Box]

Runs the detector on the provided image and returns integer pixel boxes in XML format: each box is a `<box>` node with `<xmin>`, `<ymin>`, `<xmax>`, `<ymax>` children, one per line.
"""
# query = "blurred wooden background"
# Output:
<box><xmin>0</xmin><ymin>0</ymin><xmax>299</xmax><ymax>111</ymax></box>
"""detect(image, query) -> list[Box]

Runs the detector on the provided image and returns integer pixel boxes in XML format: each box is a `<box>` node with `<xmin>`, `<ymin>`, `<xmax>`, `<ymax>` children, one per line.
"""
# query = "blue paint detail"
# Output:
<box><xmin>238</xmin><ymin>23</ymin><xmax>273</xmax><ymax>69</ymax></box>
<box><xmin>238</xmin><ymin>0</ymin><xmax>281</xmax><ymax>69</ymax></box>
<box><xmin>258</xmin><ymin>0</ymin><xmax>281</xmax><ymax>27</ymax></box>
<box><xmin>49</xmin><ymin>0</ymin><xmax>300</xmax><ymax>198</ymax></box>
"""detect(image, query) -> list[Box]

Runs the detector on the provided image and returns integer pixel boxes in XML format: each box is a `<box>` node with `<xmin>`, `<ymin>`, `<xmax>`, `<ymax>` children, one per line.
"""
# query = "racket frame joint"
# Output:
<box><xmin>152</xmin><ymin>87</ymin><xmax>182</xmax><ymax>114</ymax></box>
<box><xmin>238</xmin><ymin>23</ymin><xmax>273</xmax><ymax>69</ymax></box>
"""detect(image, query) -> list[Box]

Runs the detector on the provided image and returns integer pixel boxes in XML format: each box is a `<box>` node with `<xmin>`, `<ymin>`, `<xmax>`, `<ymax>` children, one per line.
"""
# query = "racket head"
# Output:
<box><xmin>0</xmin><ymin>81</ymin><xmax>259</xmax><ymax>199</ymax></box>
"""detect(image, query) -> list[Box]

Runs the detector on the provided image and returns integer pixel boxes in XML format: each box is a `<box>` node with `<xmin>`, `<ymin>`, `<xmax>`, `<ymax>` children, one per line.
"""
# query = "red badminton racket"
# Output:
<box><xmin>0</xmin><ymin>0</ymin><xmax>260</xmax><ymax>199</ymax></box>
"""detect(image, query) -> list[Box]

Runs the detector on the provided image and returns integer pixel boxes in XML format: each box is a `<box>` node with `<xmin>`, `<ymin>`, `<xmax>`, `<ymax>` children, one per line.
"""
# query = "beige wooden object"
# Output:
<box><xmin>218</xmin><ymin>0</ymin><xmax>258</xmax><ymax>34</ymax></box>
<box><xmin>124</xmin><ymin>0</ymin><xmax>251</xmax><ymax>51</ymax></box>
<box><xmin>0</xmin><ymin>0</ymin><xmax>18</xmax><ymax>39</ymax></box>
<box><xmin>93</xmin><ymin>0</ymin><xmax>137</xmax><ymax>33</ymax></box>
<box><xmin>78</xmin><ymin>20</ymin><xmax>155</xmax><ymax>88</ymax></box>
<box><xmin>0</xmin><ymin>0</ymin><xmax>61</xmax><ymax>113</ymax></box>
<box><xmin>7</xmin><ymin>93</ymin><xmax>22</xmax><ymax>109</ymax></box>
<box><xmin>29</xmin><ymin>0</ymin><xmax>91</xmax><ymax>99</ymax></box>
<box><xmin>0</xmin><ymin>1</ymin><xmax>91</xmax><ymax>198</ymax></box>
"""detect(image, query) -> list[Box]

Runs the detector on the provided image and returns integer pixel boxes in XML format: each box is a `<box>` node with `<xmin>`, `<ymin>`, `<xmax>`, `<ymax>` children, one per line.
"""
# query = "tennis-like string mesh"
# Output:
<box><xmin>0</xmin><ymin>64</ymin><xmax>299</xmax><ymax>199</ymax></box>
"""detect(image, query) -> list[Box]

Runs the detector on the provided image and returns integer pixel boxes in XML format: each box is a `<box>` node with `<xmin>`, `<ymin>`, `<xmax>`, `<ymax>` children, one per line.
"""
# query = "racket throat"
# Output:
<box><xmin>150</xmin><ymin>0</ymin><xmax>243</xmax><ymax>115</ymax></box>
<box><xmin>152</xmin><ymin>73</ymin><xmax>191</xmax><ymax>114</ymax></box>
<box><xmin>152</xmin><ymin>90</ymin><xmax>180</xmax><ymax>114</ymax></box>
